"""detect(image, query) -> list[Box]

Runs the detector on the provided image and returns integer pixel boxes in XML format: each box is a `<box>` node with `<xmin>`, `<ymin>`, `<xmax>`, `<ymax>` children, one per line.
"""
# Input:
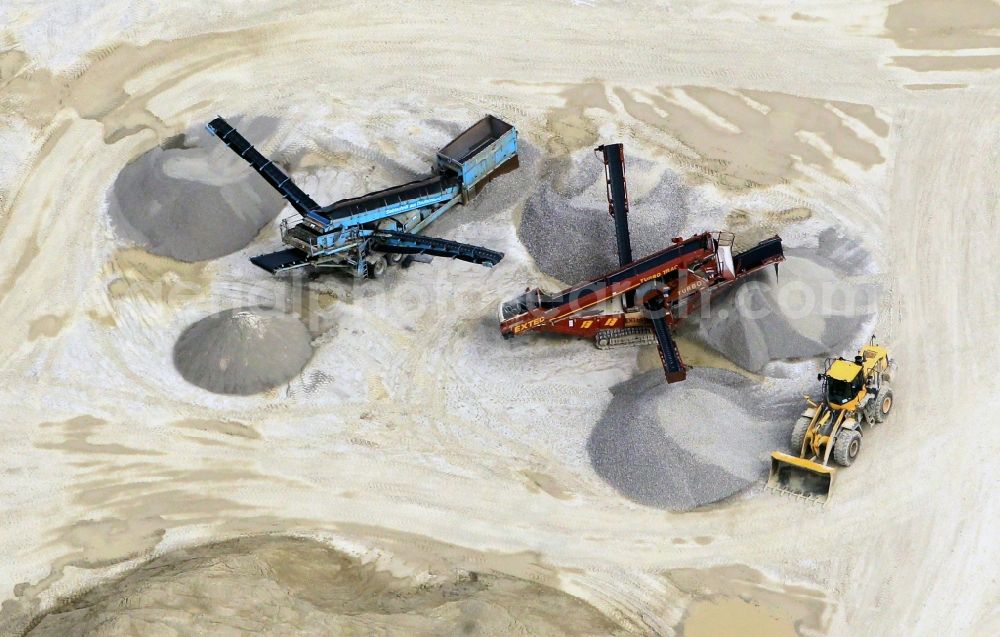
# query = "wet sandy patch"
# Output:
<box><xmin>903</xmin><ymin>83</ymin><xmax>969</xmax><ymax>91</ymax></box>
<box><xmin>669</xmin><ymin>564</ymin><xmax>828</xmax><ymax>637</ymax></box>
<box><xmin>680</xmin><ymin>597</ymin><xmax>798</xmax><ymax>637</ymax></box>
<box><xmin>171</xmin><ymin>417</ymin><xmax>261</xmax><ymax>440</ymax></box>
<box><xmin>884</xmin><ymin>1</ymin><xmax>1000</xmax><ymax>74</ymax></box>
<box><xmin>612</xmin><ymin>86</ymin><xmax>886</xmax><ymax>189</ymax></box>
<box><xmin>24</xmin><ymin>535</ymin><xmax>621</xmax><ymax>637</ymax></box>
<box><xmin>105</xmin><ymin>248</ymin><xmax>211</xmax><ymax>307</ymax></box>
<box><xmin>27</xmin><ymin>314</ymin><xmax>68</xmax><ymax>341</ymax></box>
<box><xmin>885</xmin><ymin>0</ymin><xmax>1000</xmax><ymax>51</ymax></box>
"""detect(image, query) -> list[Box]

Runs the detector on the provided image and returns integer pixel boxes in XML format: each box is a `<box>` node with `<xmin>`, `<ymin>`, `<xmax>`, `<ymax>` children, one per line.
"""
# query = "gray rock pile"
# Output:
<box><xmin>517</xmin><ymin>154</ymin><xmax>711</xmax><ymax>284</ymax></box>
<box><xmin>587</xmin><ymin>368</ymin><xmax>804</xmax><ymax>511</ymax></box>
<box><xmin>173</xmin><ymin>307</ymin><xmax>314</xmax><ymax>395</ymax></box>
<box><xmin>693</xmin><ymin>250</ymin><xmax>878</xmax><ymax>373</ymax></box>
<box><xmin>108</xmin><ymin>118</ymin><xmax>285</xmax><ymax>262</ymax></box>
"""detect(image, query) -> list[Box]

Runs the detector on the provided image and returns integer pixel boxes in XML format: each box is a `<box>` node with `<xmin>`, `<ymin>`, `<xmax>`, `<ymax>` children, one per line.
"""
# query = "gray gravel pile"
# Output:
<box><xmin>517</xmin><ymin>154</ymin><xmax>707</xmax><ymax>283</ymax></box>
<box><xmin>813</xmin><ymin>227</ymin><xmax>876</xmax><ymax>276</ymax></box>
<box><xmin>463</xmin><ymin>139</ymin><xmax>542</xmax><ymax>224</ymax></box>
<box><xmin>108</xmin><ymin>118</ymin><xmax>285</xmax><ymax>262</ymax></box>
<box><xmin>693</xmin><ymin>249</ymin><xmax>878</xmax><ymax>373</ymax></box>
<box><xmin>587</xmin><ymin>368</ymin><xmax>803</xmax><ymax>511</ymax></box>
<box><xmin>173</xmin><ymin>307</ymin><xmax>314</xmax><ymax>395</ymax></box>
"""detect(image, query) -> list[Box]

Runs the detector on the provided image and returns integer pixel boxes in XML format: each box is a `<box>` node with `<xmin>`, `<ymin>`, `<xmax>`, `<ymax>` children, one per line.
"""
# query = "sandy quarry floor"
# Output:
<box><xmin>1</xmin><ymin>1</ymin><xmax>999</xmax><ymax>635</ymax></box>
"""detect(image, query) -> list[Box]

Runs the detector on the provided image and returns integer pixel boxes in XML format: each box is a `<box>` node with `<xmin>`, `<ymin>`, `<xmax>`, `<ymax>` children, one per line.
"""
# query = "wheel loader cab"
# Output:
<box><xmin>824</xmin><ymin>359</ymin><xmax>865</xmax><ymax>407</ymax></box>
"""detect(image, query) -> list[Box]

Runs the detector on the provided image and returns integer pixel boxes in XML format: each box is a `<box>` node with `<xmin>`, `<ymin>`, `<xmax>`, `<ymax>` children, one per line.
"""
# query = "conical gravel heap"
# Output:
<box><xmin>107</xmin><ymin>119</ymin><xmax>285</xmax><ymax>262</ymax></box>
<box><xmin>518</xmin><ymin>154</ymin><xmax>699</xmax><ymax>284</ymax></box>
<box><xmin>173</xmin><ymin>307</ymin><xmax>314</xmax><ymax>395</ymax></box>
<box><xmin>587</xmin><ymin>368</ymin><xmax>800</xmax><ymax>511</ymax></box>
<box><xmin>694</xmin><ymin>251</ymin><xmax>877</xmax><ymax>373</ymax></box>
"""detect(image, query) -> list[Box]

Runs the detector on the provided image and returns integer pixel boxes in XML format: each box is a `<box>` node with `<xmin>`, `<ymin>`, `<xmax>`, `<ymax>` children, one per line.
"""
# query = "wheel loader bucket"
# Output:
<box><xmin>767</xmin><ymin>452</ymin><xmax>835</xmax><ymax>503</ymax></box>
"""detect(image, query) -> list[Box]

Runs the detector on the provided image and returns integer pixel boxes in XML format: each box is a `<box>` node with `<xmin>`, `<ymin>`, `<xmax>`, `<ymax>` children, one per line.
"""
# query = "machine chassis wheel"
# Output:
<box><xmin>368</xmin><ymin>256</ymin><xmax>388</xmax><ymax>279</ymax></box>
<box><xmin>833</xmin><ymin>429</ymin><xmax>861</xmax><ymax>467</ymax></box>
<box><xmin>875</xmin><ymin>387</ymin><xmax>894</xmax><ymax>423</ymax></box>
<box><xmin>789</xmin><ymin>415</ymin><xmax>812</xmax><ymax>455</ymax></box>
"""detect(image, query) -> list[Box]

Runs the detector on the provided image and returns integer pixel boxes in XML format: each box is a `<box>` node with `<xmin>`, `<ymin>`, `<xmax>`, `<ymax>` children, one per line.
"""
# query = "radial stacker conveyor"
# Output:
<box><xmin>498</xmin><ymin>143</ymin><xmax>785</xmax><ymax>383</ymax></box>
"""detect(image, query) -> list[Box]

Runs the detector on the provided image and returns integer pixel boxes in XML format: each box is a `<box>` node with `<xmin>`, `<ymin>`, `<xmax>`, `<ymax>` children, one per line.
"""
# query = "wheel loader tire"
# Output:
<box><xmin>876</xmin><ymin>387</ymin><xmax>894</xmax><ymax>423</ymax></box>
<box><xmin>789</xmin><ymin>416</ymin><xmax>812</xmax><ymax>455</ymax></box>
<box><xmin>833</xmin><ymin>429</ymin><xmax>861</xmax><ymax>467</ymax></box>
<box><xmin>882</xmin><ymin>363</ymin><xmax>895</xmax><ymax>384</ymax></box>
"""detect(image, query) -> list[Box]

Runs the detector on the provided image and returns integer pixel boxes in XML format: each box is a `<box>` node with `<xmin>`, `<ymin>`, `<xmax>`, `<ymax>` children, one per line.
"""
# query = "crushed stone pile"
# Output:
<box><xmin>173</xmin><ymin>307</ymin><xmax>314</xmax><ymax>395</ymax></box>
<box><xmin>518</xmin><ymin>153</ymin><xmax>715</xmax><ymax>284</ymax></box>
<box><xmin>693</xmin><ymin>249</ymin><xmax>878</xmax><ymax>373</ymax></box>
<box><xmin>25</xmin><ymin>536</ymin><xmax>621</xmax><ymax>637</ymax></box>
<box><xmin>107</xmin><ymin>118</ymin><xmax>286</xmax><ymax>262</ymax></box>
<box><xmin>587</xmin><ymin>368</ymin><xmax>803</xmax><ymax>511</ymax></box>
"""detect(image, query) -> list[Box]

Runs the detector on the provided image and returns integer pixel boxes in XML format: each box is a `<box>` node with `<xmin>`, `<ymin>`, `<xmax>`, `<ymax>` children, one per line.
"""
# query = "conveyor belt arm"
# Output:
<box><xmin>206</xmin><ymin>117</ymin><xmax>320</xmax><ymax>215</ymax></box>
<box><xmin>372</xmin><ymin>231</ymin><xmax>504</xmax><ymax>267</ymax></box>
<box><xmin>644</xmin><ymin>292</ymin><xmax>687</xmax><ymax>383</ymax></box>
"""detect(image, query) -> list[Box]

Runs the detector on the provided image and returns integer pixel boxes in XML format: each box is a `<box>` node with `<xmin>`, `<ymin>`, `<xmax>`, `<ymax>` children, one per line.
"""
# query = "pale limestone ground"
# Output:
<box><xmin>1</xmin><ymin>2</ymin><xmax>998</xmax><ymax>636</ymax></box>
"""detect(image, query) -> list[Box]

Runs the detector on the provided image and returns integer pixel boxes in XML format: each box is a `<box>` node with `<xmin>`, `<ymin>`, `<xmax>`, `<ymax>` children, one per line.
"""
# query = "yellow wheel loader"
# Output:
<box><xmin>767</xmin><ymin>338</ymin><xmax>895</xmax><ymax>503</ymax></box>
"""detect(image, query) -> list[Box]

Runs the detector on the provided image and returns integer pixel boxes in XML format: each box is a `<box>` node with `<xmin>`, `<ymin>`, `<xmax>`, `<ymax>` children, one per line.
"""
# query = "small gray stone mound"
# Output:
<box><xmin>173</xmin><ymin>307</ymin><xmax>314</xmax><ymax>395</ymax></box>
<box><xmin>518</xmin><ymin>153</ymin><xmax>715</xmax><ymax>284</ymax></box>
<box><xmin>692</xmin><ymin>252</ymin><xmax>878</xmax><ymax>373</ymax></box>
<box><xmin>587</xmin><ymin>368</ymin><xmax>802</xmax><ymax>511</ymax></box>
<box><xmin>108</xmin><ymin>118</ymin><xmax>285</xmax><ymax>262</ymax></box>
